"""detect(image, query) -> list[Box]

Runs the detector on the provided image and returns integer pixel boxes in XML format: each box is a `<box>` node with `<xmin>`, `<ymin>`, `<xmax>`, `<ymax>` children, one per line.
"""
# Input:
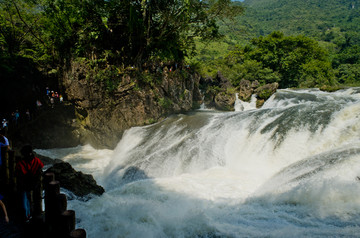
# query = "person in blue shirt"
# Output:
<box><xmin>0</xmin><ymin>130</ymin><xmax>10</xmax><ymax>166</ymax></box>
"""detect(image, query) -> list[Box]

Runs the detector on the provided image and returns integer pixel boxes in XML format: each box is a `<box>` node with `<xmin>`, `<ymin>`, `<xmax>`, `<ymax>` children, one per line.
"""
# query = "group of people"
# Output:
<box><xmin>0</xmin><ymin>133</ymin><xmax>44</xmax><ymax>224</ymax></box>
<box><xmin>1</xmin><ymin>108</ymin><xmax>32</xmax><ymax>134</ymax></box>
<box><xmin>0</xmin><ymin>87</ymin><xmax>60</xmax><ymax>225</ymax></box>
<box><xmin>46</xmin><ymin>87</ymin><xmax>63</xmax><ymax>108</ymax></box>
<box><xmin>1</xmin><ymin>87</ymin><xmax>65</xmax><ymax>133</ymax></box>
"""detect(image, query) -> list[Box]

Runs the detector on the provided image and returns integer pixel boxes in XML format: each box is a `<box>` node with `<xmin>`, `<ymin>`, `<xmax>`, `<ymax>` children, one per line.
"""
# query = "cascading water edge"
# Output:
<box><xmin>36</xmin><ymin>88</ymin><xmax>360</xmax><ymax>238</ymax></box>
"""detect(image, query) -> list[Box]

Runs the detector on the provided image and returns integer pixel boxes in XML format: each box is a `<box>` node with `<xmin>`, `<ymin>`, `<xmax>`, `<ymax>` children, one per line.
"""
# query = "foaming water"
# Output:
<box><xmin>35</xmin><ymin>145</ymin><xmax>113</xmax><ymax>182</ymax></box>
<box><xmin>235</xmin><ymin>93</ymin><xmax>257</xmax><ymax>111</ymax></box>
<box><xmin>37</xmin><ymin>88</ymin><xmax>360</xmax><ymax>237</ymax></box>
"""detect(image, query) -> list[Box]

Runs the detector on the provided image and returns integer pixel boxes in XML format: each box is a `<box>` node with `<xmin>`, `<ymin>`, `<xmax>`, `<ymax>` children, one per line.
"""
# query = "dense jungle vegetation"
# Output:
<box><xmin>1</xmin><ymin>0</ymin><xmax>360</xmax><ymax>112</ymax></box>
<box><xmin>0</xmin><ymin>0</ymin><xmax>242</xmax><ymax>112</ymax></box>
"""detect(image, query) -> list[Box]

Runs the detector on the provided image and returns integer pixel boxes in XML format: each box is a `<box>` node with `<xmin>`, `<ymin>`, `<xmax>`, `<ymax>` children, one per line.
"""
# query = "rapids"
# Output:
<box><xmin>36</xmin><ymin>88</ymin><xmax>360</xmax><ymax>238</ymax></box>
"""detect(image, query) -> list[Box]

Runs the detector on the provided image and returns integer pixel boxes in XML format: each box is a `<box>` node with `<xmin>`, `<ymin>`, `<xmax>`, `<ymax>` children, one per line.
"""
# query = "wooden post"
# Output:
<box><xmin>70</xmin><ymin>229</ymin><xmax>87</xmax><ymax>238</ymax></box>
<box><xmin>50</xmin><ymin>193</ymin><xmax>70</xmax><ymax>238</ymax></box>
<box><xmin>44</xmin><ymin>172</ymin><xmax>55</xmax><ymax>185</ymax></box>
<box><xmin>60</xmin><ymin>210</ymin><xmax>76</xmax><ymax>236</ymax></box>
<box><xmin>2</xmin><ymin>148</ymin><xmax>87</xmax><ymax>236</ymax></box>
<box><xmin>33</xmin><ymin>174</ymin><xmax>43</xmax><ymax>216</ymax></box>
<box><xmin>56</xmin><ymin>194</ymin><xmax>67</xmax><ymax>215</ymax></box>
<box><xmin>45</xmin><ymin>180</ymin><xmax>60</xmax><ymax>224</ymax></box>
<box><xmin>46</xmin><ymin>181</ymin><xmax>60</xmax><ymax>197</ymax></box>
<box><xmin>26</xmin><ymin>215</ymin><xmax>46</xmax><ymax>238</ymax></box>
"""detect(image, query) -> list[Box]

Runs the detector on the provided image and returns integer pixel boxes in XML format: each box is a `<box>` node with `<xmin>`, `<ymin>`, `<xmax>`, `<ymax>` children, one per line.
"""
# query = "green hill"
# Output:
<box><xmin>191</xmin><ymin>0</ymin><xmax>360</xmax><ymax>87</ymax></box>
<box><xmin>239</xmin><ymin>0</ymin><xmax>360</xmax><ymax>39</ymax></box>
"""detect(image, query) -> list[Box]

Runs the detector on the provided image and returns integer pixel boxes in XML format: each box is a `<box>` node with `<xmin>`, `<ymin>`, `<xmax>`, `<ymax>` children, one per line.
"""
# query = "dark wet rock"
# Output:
<box><xmin>122</xmin><ymin>166</ymin><xmax>148</xmax><ymax>183</ymax></box>
<box><xmin>45</xmin><ymin>161</ymin><xmax>105</xmax><ymax>197</ymax></box>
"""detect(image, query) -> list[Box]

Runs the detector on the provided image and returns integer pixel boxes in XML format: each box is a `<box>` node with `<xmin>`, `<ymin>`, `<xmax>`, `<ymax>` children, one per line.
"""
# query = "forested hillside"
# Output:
<box><xmin>193</xmin><ymin>0</ymin><xmax>360</xmax><ymax>90</ymax></box>
<box><xmin>241</xmin><ymin>0</ymin><xmax>360</xmax><ymax>38</ymax></box>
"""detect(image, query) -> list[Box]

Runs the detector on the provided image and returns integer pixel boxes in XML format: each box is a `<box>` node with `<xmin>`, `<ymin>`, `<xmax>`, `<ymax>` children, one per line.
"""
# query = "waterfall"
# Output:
<box><xmin>234</xmin><ymin>93</ymin><xmax>257</xmax><ymax>111</ymax></box>
<box><xmin>36</xmin><ymin>88</ymin><xmax>360</xmax><ymax>238</ymax></box>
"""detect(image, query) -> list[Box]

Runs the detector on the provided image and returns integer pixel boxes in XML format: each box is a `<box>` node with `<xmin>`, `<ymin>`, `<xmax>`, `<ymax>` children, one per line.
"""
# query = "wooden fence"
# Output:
<box><xmin>1</xmin><ymin>150</ymin><xmax>86</xmax><ymax>238</ymax></box>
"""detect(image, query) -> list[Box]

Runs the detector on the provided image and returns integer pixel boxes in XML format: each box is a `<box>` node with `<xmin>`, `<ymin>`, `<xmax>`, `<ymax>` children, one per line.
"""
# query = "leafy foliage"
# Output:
<box><xmin>0</xmin><ymin>0</ymin><xmax>244</xmax><ymax>112</ymax></box>
<box><xmin>0</xmin><ymin>0</ymin><xmax>244</xmax><ymax>73</ymax></box>
<box><xmin>216</xmin><ymin>32</ymin><xmax>336</xmax><ymax>88</ymax></box>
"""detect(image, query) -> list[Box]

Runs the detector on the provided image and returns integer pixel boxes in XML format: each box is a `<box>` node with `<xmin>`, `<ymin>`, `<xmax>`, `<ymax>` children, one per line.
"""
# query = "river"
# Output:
<box><xmin>35</xmin><ymin>88</ymin><xmax>360</xmax><ymax>238</ymax></box>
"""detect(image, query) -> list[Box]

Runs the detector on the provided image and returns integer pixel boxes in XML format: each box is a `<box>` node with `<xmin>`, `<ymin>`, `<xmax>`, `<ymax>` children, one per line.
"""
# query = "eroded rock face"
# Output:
<box><xmin>237</xmin><ymin>79</ymin><xmax>278</xmax><ymax>108</ymax></box>
<box><xmin>255</xmin><ymin>82</ymin><xmax>279</xmax><ymax>107</ymax></box>
<box><xmin>202</xmin><ymin>73</ymin><xmax>279</xmax><ymax>110</ymax></box>
<box><xmin>62</xmin><ymin>63</ymin><xmax>203</xmax><ymax>149</ymax></box>
<box><xmin>10</xmin><ymin>104</ymin><xmax>81</xmax><ymax>150</ymax></box>
<box><xmin>255</xmin><ymin>82</ymin><xmax>279</xmax><ymax>100</ymax></box>
<box><xmin>214</xmin><ymin>92</ymin><xmax>236</xmax><ymax>111</ymax></box>
<box><xmin>238</xmin><ymin>79</ymin><xmax>253</xmax><ymax>101</ymax></box>
<box><xmin>202</xmin><ymin>71</ymin><xmax>236</xmax><ymax>111</ymax></box>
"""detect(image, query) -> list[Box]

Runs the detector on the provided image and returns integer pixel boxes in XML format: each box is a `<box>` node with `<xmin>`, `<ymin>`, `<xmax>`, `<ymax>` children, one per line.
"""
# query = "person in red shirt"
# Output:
<box><xmin>16</xmin><ymin>145</ymin><xmax>44</xmax><ymax>222</ymax></box>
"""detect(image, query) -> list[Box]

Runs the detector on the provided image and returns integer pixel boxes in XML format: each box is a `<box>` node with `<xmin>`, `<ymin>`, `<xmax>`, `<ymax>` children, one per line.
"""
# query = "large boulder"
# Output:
<box><xmin>45</xmin><ymin>161</ymin><xmax>105</xmax><ymax>197</ymax></box>
<box><xmin>214</xmin><ymin>92</ymin><xmax>236</xmax><ymax>111</ymax></box>
<box><xmin>255</xmin><ymin>82</ymin><xmax>279</xmax><ymax>107</ymax></box>
<box><xmin>255</xmin><ymin>82</ymin><xmax>279</xmax><ymax>100</ymax></box>
<box><xmin>238</xmin><ymin>79</ymin><xmax>253</xmax><ymax>101</ymax></box>
<box><xmin>238</xmin><ymin>79</ymin><xmax>261</xmax><ymax>101</ymax></box>
<box><xmin>203</xmin><ymin>71</ymin><xmax>235</xmax><ymax>110</ymax></box>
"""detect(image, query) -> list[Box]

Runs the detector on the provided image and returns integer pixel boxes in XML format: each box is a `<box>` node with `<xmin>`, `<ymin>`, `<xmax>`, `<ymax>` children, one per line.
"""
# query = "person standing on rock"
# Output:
<box><xmin>15</xmin><ymin>145</ymin><xmax>44</xmax><ymax>222</ymax></box>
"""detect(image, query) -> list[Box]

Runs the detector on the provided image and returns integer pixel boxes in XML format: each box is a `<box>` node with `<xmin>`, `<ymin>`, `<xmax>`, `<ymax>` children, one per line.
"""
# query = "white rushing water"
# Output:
<box><xmin>234</xmin><ymin>93</ymin><xmax>257</xmax><ymax>111</ymax></box>
<box><xmin>35</xmin><ymin>88</ymin><xmax>360</xmax><ymax>238</ymax></box>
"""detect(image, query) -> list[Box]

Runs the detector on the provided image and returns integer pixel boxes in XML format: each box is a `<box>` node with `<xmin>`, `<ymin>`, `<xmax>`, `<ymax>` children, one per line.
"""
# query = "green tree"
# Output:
<box><xmin>333</xmin><ymin>45</ymin><xmax>360</xmax><ymax>66</ymax></box>
<box><xmin>40</xmin><ymin>0</ymin><xmax>108</xmax><ymax>64</ymax></box>
<box><xmin>0</xmin><ymin>0</ymin><xmax>43</xmax><ymax>58</ymax></box>
<box><xmin>248</xmin><ymin>32</ymin><xmax>330</xmax><ymax>88</ymax></box>
<box><xmin>106</xmin><ymin>0</ymin><xmax>243</xmax><ymax>67</ymax></box>
<box><xmin>336</xmin><ymin>63</ymin><xmax>360</xmax><ymax>85</ymax></box>
<box><xmin>228</xmin><ymin>59</ymin><xmax>280</xmax><ymax>86</ymax></box>
<box><xmin>299</xmin><ymin>60</ymin><xmax>336</xmax><ymax>88</ymax></box>
<box><xmin>218</xmin><ymin>32</ymin><xmax>336</xmax><ymax>89</ymax></box>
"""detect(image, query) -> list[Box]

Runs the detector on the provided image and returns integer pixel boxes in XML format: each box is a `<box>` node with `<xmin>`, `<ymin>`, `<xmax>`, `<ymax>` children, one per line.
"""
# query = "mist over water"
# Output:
<box><xmin>36</xmin><ymin>88</ymin><xmax>360</xmax><ymax>237</ymax></box>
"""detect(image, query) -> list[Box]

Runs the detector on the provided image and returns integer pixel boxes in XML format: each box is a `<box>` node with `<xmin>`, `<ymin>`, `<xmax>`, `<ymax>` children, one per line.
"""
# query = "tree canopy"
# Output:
<box><xmin>191</xmin><ymin>0</ymin><xmax>360</xmax><ymax>89</ymax></box>
<box><xmin>217</xmin><ymin>32</ymin><xmax>337</xmax><ymax>89</ymax></box>
<box><xmin>0</xmin><ymin>0</ymin><xmax>244</xmax><ymax>69</ymax></box>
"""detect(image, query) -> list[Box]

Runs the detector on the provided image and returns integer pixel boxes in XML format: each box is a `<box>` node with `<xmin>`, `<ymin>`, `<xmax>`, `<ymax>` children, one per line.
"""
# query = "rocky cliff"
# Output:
<box><xmin>8</xmin><ymin>63</ymin><xmax>277</xmax><ymax>150</ymax></box>
<box><xmin>60</xmin><ymin>62</ymin><xmax>203</xmax><ymax>149</ymax></box>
